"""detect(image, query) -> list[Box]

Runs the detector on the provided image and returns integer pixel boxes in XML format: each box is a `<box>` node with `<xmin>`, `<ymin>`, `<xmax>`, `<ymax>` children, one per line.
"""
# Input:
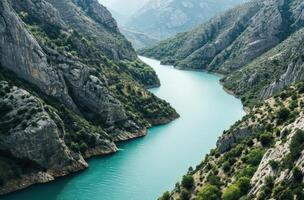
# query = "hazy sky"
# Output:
<box><xmin>98</xmin><ymin>0</ymin><xmax>149</xmax><ymax>17</ymax></box>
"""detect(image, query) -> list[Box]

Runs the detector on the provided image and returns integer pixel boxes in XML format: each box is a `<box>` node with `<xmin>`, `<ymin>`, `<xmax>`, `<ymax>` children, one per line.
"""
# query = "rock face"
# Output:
<box><xmin>45</xmin><ymin>0</ymin><xmax>136</xmax><ymax>60</ymax></box>
<box><xmin>141</xmin><ymin>0</ymin><xmax>304</xmax><ymax>72</ymax></box>
<box><xmin>250</xmin><ymin>115</ymin><xmax>304</xmax><ymax>195</ymax></box>
<box><xmin>0</xmin><ymin>0</ymin><xmax>178</xmax><ymax>194</ymax></box>
<box><xmin>0</xmin><ymin>81</ymin><xmax>89</xmax><ymax>194</ymax></box>
<box><xmin>223</xmin><ymin>27</ymin><xmax>304</xmax><ymax>105</ymax></box>
<box><xmin>142</xmin><ymin>0</ymin><xmax>304</xmax><ymax>106</ymax></box>
<box><xmin>0</xmin><ymin>0</ymin><xmax>77</xmax><ymax>112</ymax></box>
<box><xmin>126</xmin><ymin>0</ymin><xmax>247</xmax><ymax>41</ymax></box>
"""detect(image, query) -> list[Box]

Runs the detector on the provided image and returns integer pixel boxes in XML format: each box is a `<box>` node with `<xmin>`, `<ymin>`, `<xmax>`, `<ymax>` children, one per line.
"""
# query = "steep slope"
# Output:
<box><xmin>223</xmin><ymin>27</ymin><xmax>304</xmax><ymax>106</ymax></box>
<box><xmin>141</xmin><ymin>0</ymin><xmax>304</xmax><ymax>74</ymax></box>
<box><xmin>127</xmin><ymin>0</ymin><xmax>247</xmax><ymax>41</ymax></box>
<box><xmin>0</xmin><ymin>0</ymin><xmax>178</xmax><ymax>194</ymax></box>
<box><xmin>160</xmin><ymin>82</ymin><xmax>304</xmax><ymax>200</ymax></box>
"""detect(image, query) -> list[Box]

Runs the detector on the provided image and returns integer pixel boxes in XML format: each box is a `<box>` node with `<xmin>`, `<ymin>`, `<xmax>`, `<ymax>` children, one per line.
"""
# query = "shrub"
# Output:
<box><xmin>207</xmin><ymin>173</ymin><xmax>222</xmax><ymax>187</ymax></box>
<box><xmin>158</xmin><ymin>191</ymin><xmax>170</xmax><ymax>200</ymax></box>
<box><xmin>236</xmin><ymin>166</ymin><xmax>257</xmax><ymax>179</ymax></box>
<box><xmin>181</xmin><ymin>175</ymin><xmax>194</xmax><ymax>190</ymax></box>
<box><xmin>222</xmin><ymin>161</ymin><xmax>231</xmax><ymax>173</ymax></box>
<box><xmin>222</xmin><ymin>184</ymin><xmax>241</xmax><ymax>200</ymax></box>
<box><xmin>237</xmin><ymin>177</ymin><xmax>251</xmax><ymax>194</ymax></box>
<box><xmin>180</xmin><ymin>189</ymin><xmax>191</xmax><ymax>200</ymax></box>
<box><xmin>197</xmin><ymin>184</ymin><xmax>221</xmax><ymax>200</ymax></box>
<box><xmin>269</xmin><ymin>160</ymin><xmax>279</xmax><ymax>170</ymax></box>
<box><xmin>259</xmin><ymin>132</ymin><xmax>273</xmax><ymax>147</ymax></box>
<box><xmin>278</xmin><ymin>189</ymin><xmax>293</xmax><ymax>200</ymax></box>
<box><xmin>243</xmin><ymin>149</ymin><xmax>264</xmax><ymax>167</ymax></box>
<box><xmin>292</xmin><ymin>167</ymin><xmax>303</xmax><ymax>183</ymax></box>
<box><xmin>277</xmin><ymin>108</ymin><xmax>290</xmax><ymax>124</ymax></box>
<box><xmin>79</xmin><ymin>142</ymin><xmax>88</xmax><ymax>153</ymax></box>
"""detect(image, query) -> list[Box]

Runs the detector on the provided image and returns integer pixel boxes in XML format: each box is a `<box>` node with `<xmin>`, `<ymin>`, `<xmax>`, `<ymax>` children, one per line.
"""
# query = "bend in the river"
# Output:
<box><xmin>2</xmin><ymin>57</ymin><xmax>245</xmax><ymax>200</ymax></box>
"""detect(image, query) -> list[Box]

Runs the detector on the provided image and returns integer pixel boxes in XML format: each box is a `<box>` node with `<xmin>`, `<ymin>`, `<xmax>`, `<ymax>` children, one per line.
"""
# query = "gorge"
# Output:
<box><xmin>1</xmin><ymin>57</ymin><xmax>245</xmax><ymax>200</ymax></box>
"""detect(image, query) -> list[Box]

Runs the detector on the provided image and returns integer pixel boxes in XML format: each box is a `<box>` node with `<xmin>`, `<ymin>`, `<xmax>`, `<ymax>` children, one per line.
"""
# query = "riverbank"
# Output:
<box><xmin>2</xmin><ymin>57</ymin><xmax>244</xmax><ymax>200</ymax></box>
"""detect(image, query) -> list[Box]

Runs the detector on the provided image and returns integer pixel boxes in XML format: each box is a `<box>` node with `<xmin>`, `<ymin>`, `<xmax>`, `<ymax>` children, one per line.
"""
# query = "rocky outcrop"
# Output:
<box><xmin>72</xmin><ymin>0</ymin><xmax>119</xmax><ymax>32</ymax></box>
<box><xmin>45</xmin><ymin>0</ymin><xmax>136</xmax><ymax>60</ymax></box>
<box><xmin>0</xmin><ymin>0</ymin><xmax>78</xmax><ymax>112</ymax></box>
<box><xmin>217</xmin><ymin>127</ymin><xmax>252</xmax><ymax>153</ymax></box>
<box><xmin>250</xmin><ymin>114</ymin><xmax>304</xmax><ymax>196</ymax></box>
<box><xmin>223</xmin><ymin>27</ymin><xmax>304</xmax><ymax>105</ymax></box>
<box><xmin>0</xmin><ymin>81</ymin><xmax>88</xmax><ymax>194</ymax></box>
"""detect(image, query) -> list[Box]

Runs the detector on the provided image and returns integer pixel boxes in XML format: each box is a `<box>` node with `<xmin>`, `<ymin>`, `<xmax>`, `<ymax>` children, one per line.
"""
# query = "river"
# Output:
<box><xmin>2</xmin><ymin>57</ymin><xmax>245</xmax><ymax>200</ymax></box>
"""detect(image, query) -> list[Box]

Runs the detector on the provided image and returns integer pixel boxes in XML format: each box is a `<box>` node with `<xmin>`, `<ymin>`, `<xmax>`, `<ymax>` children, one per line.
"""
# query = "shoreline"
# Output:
<box><xmin>0</xmin><ymin>111</ymin><xmax>179</xmax><ymax>196</ymax></box>
<box><xmin>143</xmin><ymin>56</ymin><xmax>248</xmax><ymax>114</ymax></box>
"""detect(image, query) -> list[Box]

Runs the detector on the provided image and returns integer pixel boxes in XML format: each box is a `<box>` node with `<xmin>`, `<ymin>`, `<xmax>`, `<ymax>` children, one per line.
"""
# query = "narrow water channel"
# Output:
<box><xmin>2</xmin><ymin>57</ymin><xmax>245</xmax><ymax>200</ymax></box>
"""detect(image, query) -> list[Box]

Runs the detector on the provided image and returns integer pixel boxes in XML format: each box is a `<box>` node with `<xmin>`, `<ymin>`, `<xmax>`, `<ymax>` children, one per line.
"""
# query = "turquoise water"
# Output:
<box><xmin>2</xmin><ymin>57</ymin><xmax>245</xmax><ymax>200</ymax></box>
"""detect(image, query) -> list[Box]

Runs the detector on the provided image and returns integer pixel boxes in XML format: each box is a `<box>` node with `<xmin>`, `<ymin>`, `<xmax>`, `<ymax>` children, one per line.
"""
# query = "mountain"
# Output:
<box><xmin>126</xmin><ymin>0</ymin><xmax>247</xmax><ymax>41</ymax></box>
<box><xmin>141</xmin><ymin>0</ymin><xmax>304</xmax><ymax>106</ymax></box>
<box><xmin>0</xmin><ymin>0</ymin><xmax>178</xmax><ymax>194</ymax></box>
<box><xmin>139</xmin><ymin>0</ymin><xmax>304</xmax><ymax>199</ymax></box>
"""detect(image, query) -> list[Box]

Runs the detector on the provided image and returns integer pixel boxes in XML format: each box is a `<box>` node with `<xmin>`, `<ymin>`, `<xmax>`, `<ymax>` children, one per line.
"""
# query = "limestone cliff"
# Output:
<box><xmin>0</xmin><ymin>0</ymin><xmax>178</xmax><ymax>194</ymax></box>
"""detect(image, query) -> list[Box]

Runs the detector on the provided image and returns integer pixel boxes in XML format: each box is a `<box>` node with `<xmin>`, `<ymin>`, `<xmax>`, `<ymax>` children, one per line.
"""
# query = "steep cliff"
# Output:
<box><xmin>141</xmin><ymin>0</ymin><xmax>303</xmax><ymax>73</ymax></box>
<box><xmin>223</xmin><ymin>27</ymin><xmax>304</xmax><ymax>106</ymax></box>
<box><xmin>0</xmin><ymin>0</ymin><xmax>178</xmax><ymax>194</ymax></box>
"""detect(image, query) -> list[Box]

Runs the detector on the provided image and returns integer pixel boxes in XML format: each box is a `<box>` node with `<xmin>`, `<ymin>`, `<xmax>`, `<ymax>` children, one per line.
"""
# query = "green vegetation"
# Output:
<box><xmin>169</xmin><ymin>82</ymin><xmax>304</xmax><ymax>200</ymax></box>
<box><xmin>181</xmin><ymin>175</ymin><xmax>194</xmax><ymax>190</ymax></box>
<box><xmin>196</xmin><ymin>184</ymin><xmax>221</xmax><ymax>200</ymax></box>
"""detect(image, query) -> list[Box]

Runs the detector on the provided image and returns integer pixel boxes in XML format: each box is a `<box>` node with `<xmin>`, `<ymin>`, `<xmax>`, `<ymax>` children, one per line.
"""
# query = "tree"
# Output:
<box><xmin>181</xmin><ymin>175</ymin><xmax>194</xmax><ymax>190</ymax></box>
<box><xmin>180</xmin><ymin>189</ymin><xmax>191</xmax><ymax>200</ymax></box>
<box><xmin>222</xmin><ymin>184</ymin><xmax>241</xmax><ymax>200</ymax></box>
<box><xmin>277</xmin><ymin>108</ymin><xmax>290</xmax><ymax>123</ymax></box>
<box><xmin>237</xmin><ymin>177</ymin><xmax>251</xmax><ymax>194</ymax></box>
<box><xmin>259</xmin><ymin>132</ymin><xmax>273</xmax><ymax>147</ymax></box>
<box><xmin>158</xmin><ymin>191</ymin><xmax>170</xmax><ymax>200</ymax></box>
<box><xmin>292</xmin><ymin>167</ymin><xmax>303</xmax><ymax>183</ymax></box>
<box><xmin>197</xmin><ymin>184</ymin><xmax>221</xmax><ymax>200</ymax></box>
<box><xmin>222</xmin><ymin>161</ymin><xmax>231</xmax><ymax>173</ymax></box>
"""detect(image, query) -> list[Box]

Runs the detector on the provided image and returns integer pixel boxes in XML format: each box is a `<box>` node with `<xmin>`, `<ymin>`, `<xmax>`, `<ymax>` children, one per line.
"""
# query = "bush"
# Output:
<box><xmin>180</xmin><ymin>189</ymin><xmax>191</xmax><ymax>200</ymax></box>
<box><xmin>197</xmin><ymin>184</ymin><xmax>221</xmax><ymax>200</ymax></box>
<box><xmin>236</xmin><ymin>166</ymin><xmax>257</xmax><ymax>179</ymax></box>
<box><xmin>207</xmin><ymin>173</ymin><xmax>222</xmax><ymax>187</ymax></box>
<box><xmin>222</xmin><ymin>161</ymin><xmax>231</xmax><ymax>173</ymax></box>
<box><xmin>277</xmin><ymin>108</ymin><xmax>290</xmax><ymax>124</ymax></box>
<box><xmin>79</xmin><ymin>142</ymin><xmax>88</xmax><ymax>153</ymax></box>
<box><xmin>290</xmin><ymin>129</ymin><xmax>304</xmax><ymax>160</ymax></box>
<box><xmin>278</xmin><ymin>189</ymin><xmax>293</xmax><ymax>200</ymax></box>
<box><xmin>259</xmin><ymin>132</ymin><xmax>273</xmax><ymax>147</ymax></box>
<box><xmin>181</xmin><ymin>175</ymin><xmax>194</xmax><ymax>190</ymax></box>
<box><xmin>292</xmin><ymin>167</ymin><xmax>303</xmax><ymax>183</ymax></box>
<box><xmin>269</xmin><ymin>160</ymin><xmax>279</xmax><ymax>170</ymax></box>
<box><xmin>222</xmin><ymin>184</ymin><xmax>241</xmax><ymax>200</ymax></box>
<box><xmin>158</xmin><ymin>191</ymin><xmax>170</xmax><ymax>200</ymax></box>
<box><xmin>243</xmin><ymin>149</ymin><xmax>264</xmax><ymax>167</ymax></box>
<box><xmin>237</xmin><ymin>177</ymin><xmax>251</xmax><ymax>194</ymax></box>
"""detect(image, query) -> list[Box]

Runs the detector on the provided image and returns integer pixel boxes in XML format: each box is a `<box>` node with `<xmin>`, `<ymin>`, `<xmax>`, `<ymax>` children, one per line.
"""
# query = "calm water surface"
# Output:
<box><xmin>2</xmin><ymin>57</ymin><xmax>245</xmax><ymax>200</ymax></box>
